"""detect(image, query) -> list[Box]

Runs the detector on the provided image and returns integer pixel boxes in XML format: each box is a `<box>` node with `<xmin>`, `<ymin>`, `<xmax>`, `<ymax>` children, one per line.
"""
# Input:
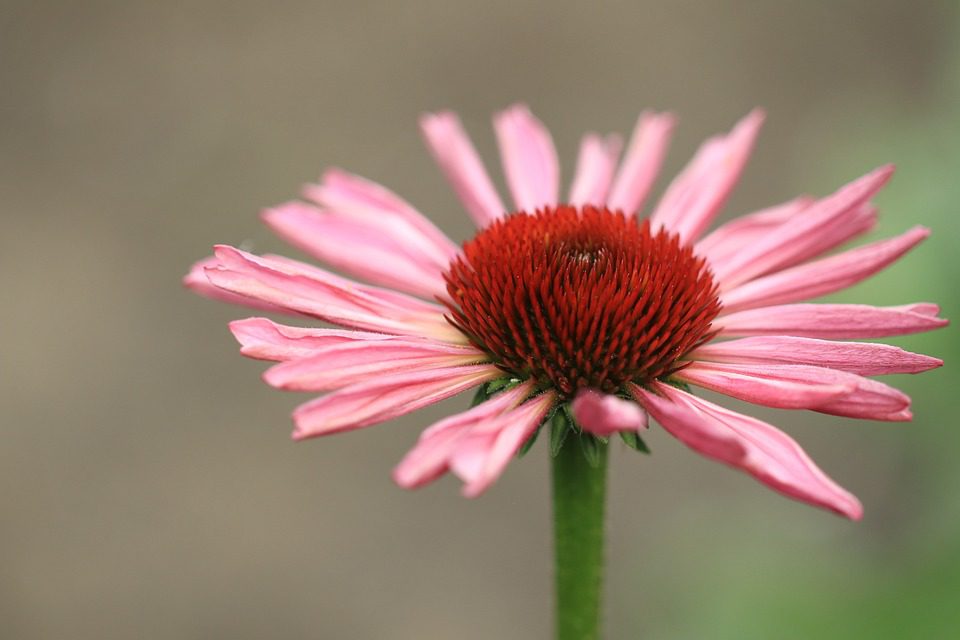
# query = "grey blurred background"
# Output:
<box><xmin>1</xmin><ymin>1</ymin><xmax>958</xmax><ymax>638</ymax></box>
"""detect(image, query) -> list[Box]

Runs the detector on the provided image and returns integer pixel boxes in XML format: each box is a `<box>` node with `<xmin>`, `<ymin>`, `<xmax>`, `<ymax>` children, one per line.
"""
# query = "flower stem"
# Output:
<box><xmin>552</xmin><ymin>435</ymin><xmax>608</xmax><ymax>640</ymax></box>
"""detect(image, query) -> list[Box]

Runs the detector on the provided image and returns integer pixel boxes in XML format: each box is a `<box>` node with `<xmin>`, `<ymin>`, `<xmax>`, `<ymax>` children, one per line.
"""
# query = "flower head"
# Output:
<box><xmin>186</xmin><ymin>104</ymin><xmax>946</xmax><ymax>518</ymax></box>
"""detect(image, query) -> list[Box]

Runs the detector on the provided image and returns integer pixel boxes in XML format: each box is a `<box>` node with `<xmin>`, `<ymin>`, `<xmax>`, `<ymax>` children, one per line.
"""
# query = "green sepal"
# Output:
<box><xmin>517</xmin><ymin>424</ymin><xmax>540</xmax><ymax>458</ymax></box>
<box><xmin>579</xmin><ymin>433</ymin><xmax>603</xmax><ymax>468</ymax></box>
<box><xmin>619</xmin><ymin>430</ymin><xmax>650</xmax><ymax>454</ymax></box>
<box><xmin>470</xmin><ymin>377</ymin><xmax>521</xmax><ymax>408</ymax></box>
<box><xmin>486</xmin><ymin>377</ymin><xmax>519</xmax><ymax>394</ymax></box>
<box><xmin>549</xmin><ymin>409</ymin><xmax>571</xmax><ymax>458</ymax></box>
<box><xmin>561</xmin><ymin>401</ymin><xmax>577</xmax><ymax>429</ymax></box>
<box><xmin>470</xmin><ymin>384</ymin><xmax>490</xmax><ymax>407</ymax></box>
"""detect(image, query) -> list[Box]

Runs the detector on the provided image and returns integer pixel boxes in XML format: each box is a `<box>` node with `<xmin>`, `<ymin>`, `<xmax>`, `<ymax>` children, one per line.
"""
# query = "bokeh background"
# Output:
<box><xmin>1</xmin><ymin>1</ymin><xmax>957</xmax><ymax>638</ymax></box>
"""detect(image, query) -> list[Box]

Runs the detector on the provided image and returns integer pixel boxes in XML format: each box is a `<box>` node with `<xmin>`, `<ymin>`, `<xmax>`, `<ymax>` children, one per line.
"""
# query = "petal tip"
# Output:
<box><xmin>419</xmin><ymin>109</ymin><xmax>457</xmax><ymax>131</ymax></box>
<box><xmin>874</xmin><ymin>163</ymin><xmax>896</xmax><ymax>183</ymax></box>
<box><xmin>320</xmin><ymin>166</ymin><xmax>349</xmax><ymax>183</ymax></box>
<box><xmin>843</xmin><ymin>499</ymin><xmax>865</xmax><ymax>521</ymax></box>
<box><xmin>910</xmin><ymin>224</ymin><xmax>932</xmax><ymax>239</ymax></box>
<box><xmin>228</xmin><ymin>317</ymin><xmax>269</xmax><ymax>350</ymax></box>
<box><xmin>211</xmin><ymin>244</ymin><xmax>240</xmax><ymax>261</ymax></box>
<box><xmin>889</xmin><ymin>408</ymin><xmax>914</xmax><ymax>422</ymax></box>
<box><xmin>259</xmin><ymin>203</ymin><xmax>286</xmax><ymax>225</ymax></box>
<box><xmin>497</xmin><ymin>102</ymin><xmax>531</xmax><ymax>119</ymax></box>
<box><xmin>460</xmin><ymin>482</ymin><xmax>487</xmax><ymax>499</ymax></box>
<box><xmin>261</xmin><ymin>367</ymin><xmax>283</xmax><ymax>388</ymax></box>
<box><xmin>740</xmin><ymin>107</ymin><xmax>767</xmax><ymax>130</ymax></box>
<box><xmin>290</xmin><ymin>407</ymin><xmax>321</xmax><ymax>440</ymax></box>
<box><xmin>182</xmin><ymin>258</ymin><xmax>214</xmax><ymax>289</ymax></box>
<box><xmin>391</xmin><ymin>465</ymin><xmax>417</xmax><ymax>490</ymax></box>
<box><xmin>639</xmin><ymin>109</ymin><xmax>677</xmax><ymax>127</ymax></box>
<box><xmin>227</xmin><ymin>317</ymin><xmax>259</xmax><ymax>334</ymax></box>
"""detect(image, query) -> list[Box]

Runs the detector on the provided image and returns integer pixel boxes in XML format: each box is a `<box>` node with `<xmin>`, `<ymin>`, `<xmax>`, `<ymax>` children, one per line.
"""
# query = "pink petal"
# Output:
<box><xmin>567</xmin><ymin>134</ymin><xmax>623</xmax><ymax>207</ymax></box>
<box><xmin>706</xmin><ymin>201</ymin><xmax>874</xmax><ymax>280</ymax></box>
<box><xmin>205</xmin><ymin>245</ymin><xmax>462</xmax><ymax>341</ymax></box>
<box><xmin>606</xmin><ymin>111</ymin><xmax>675</xmax><ymax>215</ymax></box>
<box><xmin>227</xmin><ymin>249</ymin><xmax>443</xmax><ymax>314</ymax></box>
<box><xmin>630</xmin><ymin>384</ymin><xmax>746</xmax><ymax>462</ymax></box>
<box><xmin>291</xmin><ymin>364</ymin><xmax>501</xmax><ymax>439</ymax></box>
<box><xmin>302</xmin><ymin>168</ymin><xmax>460</xmax><ymax>264</ymax></box>
<box><xmin>721</xmin><ymin>226</ymin><xmax>929</xmax><ymax>312</ymax></box>
<box><xmin>712</xmin><ymin>166</ymin><xmax>893</xmax><ymax>288</ymax></box>
<box><xmin>675</xmin><ymin>361</ymin><xmax>854</xmax><ymax>410</ymax></box>
<box><xmin>420</xmin><ymin>111</ymin><xmax>507</xmax><ymax>228</ymax></box>
<box><xmin>571</xmin><ymin>389</ymin><xmax>648</xmax><ymax>437</ymax></box>
<box><xmin>184</xmin><ymin>257</ymin><xmax>294</xmax><ymax>315</ymax></box>
<box><xmin>263</xmin><ymin>339</ymin><xmax>488</xmax><ymax>391</ymax></box>
<box><xmin>493</xmin><ymin>104</ymin><xmax>560</xmax><ymax>212</ymax></box>
<box><xmin>676</xmin><ymin>362</ymin><xmax>910</xmax><ymax>420</ymax></box>
<box><xmin>650</xmin><ymin>109</ymin><xmax>765</xmax><ymax>243</ymax></box>
<box><xmin>899</xmin><ymin>302</ymin><xmax>942</xmax><ymax>317</ymax></box>
<box><xmin>694</xmin><ymin>197</ymin><xmax>813</xmax><ymax>266</ymax></box>
<box><xmin>273</xmin><ymin>253</ymin><xmax>449</xmax><ymax>316</ymax></box>
<box><xmin>718</xmin><ymin>303</ymin><xmax>948</xmax><ymax>339</ymax></box>
<box><xmin>393</xmin><ymin>381</ymin><xmax>534</xmax><ymax>489</ymax></box>
<box><xmin>262</xmin><ymin>201</ymin><xmax>449</xmax><ymax>299</ymax></box>
<box><xmin>452</xmin><ymin>392</ymin><xmax>555</xmax><ymax>497</ymax></box>
<box><xmin>814</xmin><ymin>376</ymin><xmax>912</xmax><ymax>421</ymax></box>
<box><xmin>691</xmin><ymin>336</ymin><xmax>942</xmax><ymax>376</ymax></box>
<box><xmin>634</xmin><ymin>383</ymin><xmax>863</xmax><ymax>519</ymax></box>
<box><xmin>229</xmin><ymin>317</ymin><xmax>395</xmax><ymax>361</ymax></box>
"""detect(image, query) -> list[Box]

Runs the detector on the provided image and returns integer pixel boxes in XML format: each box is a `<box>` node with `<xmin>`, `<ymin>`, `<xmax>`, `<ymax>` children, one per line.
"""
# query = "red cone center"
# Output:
<box><xmin>442</xmin><ymin>205</ymin><xmax>721</xmax><ymax>398</ymax></box>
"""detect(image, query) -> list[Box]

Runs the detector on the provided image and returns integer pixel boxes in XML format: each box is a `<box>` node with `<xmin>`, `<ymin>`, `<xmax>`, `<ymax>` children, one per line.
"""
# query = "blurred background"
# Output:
<box><xmin>1</xmin><ymin>1</ymin><xmax>957</xmax><ymax>638</ymax></box>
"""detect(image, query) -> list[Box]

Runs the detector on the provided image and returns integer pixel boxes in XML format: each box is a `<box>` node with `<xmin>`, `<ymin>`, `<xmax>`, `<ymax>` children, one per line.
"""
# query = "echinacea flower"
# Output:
<box><xmin>185</xmin><ymin>104</ymin><xmax>945</xmax><ymax>519</ymax></box>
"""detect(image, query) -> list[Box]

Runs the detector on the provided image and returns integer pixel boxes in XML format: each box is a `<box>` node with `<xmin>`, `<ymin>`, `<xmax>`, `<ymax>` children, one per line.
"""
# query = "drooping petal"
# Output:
<box><xmin>393</xmin><ymin>382</ymin><xmax>535</xmax><ymax>489</ymax></box>
<box><xmin>291</xmin><ymin>364</ymin><xmax>501</xmax><ymax>439</ymax></box>
<box><xmin>263</xmin><ymin>339</ymin><xmax>488</xmax><ymax>391</ymax></box>
<box><xmin>204</xmin><ymin>245</ymin><xmax>462</xmax><ymax>341</ymax></box>
<box><xmin>451</xmin><ymin>391</ymin><xmax>555</xmax><ymax>497</ymax></box>
<box><xmin>676</xmin><ymin>362</ymin><xmax>911</xmax><ymax>420</ymax></box>
<box><xmin>229</xmin><ymin>317</ymin><xmax>395</xmax><ymax>361</ymax></box>
<box><xmin>302</xmin><ymin>168</ymin><xmax>459</xmax><ymax>263</ymax></box>
<box><xmin>568</xmin><ymin>134</ymin><xmax>623</xmax><ymax>207</ymax></box>
<box><xmin>650</xmin><ymin>109</ymin><xmax>765</xmax><ymax>243</ymax></box>
<box><xmin>634</xmin><ymin>383</ymin><xmax>863</xmax><ymax>519</ymax></box>
<box><xmin>184</xmin><ymin>257</ymin><xmax>294</xmax><ymax>315</ymax></box>
<box><xmin>606</xmin><ymin>111</ymin><xmax>675</xmax><ymax>215</ymax></box>
<box><xmin>571</xmin><ymin>389</ymin><xmax>648</xmax><ymax>437</ymax></box>
<box><xmin>630</xmin><ymin>384</ymin><xmax>747</xmax><ymax>462</ymax></box>
<box><xmin>694</xmin><ymin>197</ymin><xmax>813</xmax><ymax>266</ymax></box>
<box><xmin>420</xmin><ymin>111</ymin><xmax>507</xmax><ymax>228</ymax></box>
<box><xmin>721</xmin><ymin>226</ymin><xmax>929</xmax><ymax>312</ymax></box>
<box><xmin>718</xmin><ymin>303</ymin><xmax>948</xmax><ymax>339</ymax></box>
<box><xmin>494</xmin><ymin>104</ymin><xmax>560</xmax><ymax>212</ymax></box>
<box><xmin>712</xmin><ymin>166</ymin><xmax>893</xmax><ymax>288</ymax></box>
<box><xmin>690</xmin><ymin>336</ymin><xmax>942</xmax><ymax>376</ymax></box>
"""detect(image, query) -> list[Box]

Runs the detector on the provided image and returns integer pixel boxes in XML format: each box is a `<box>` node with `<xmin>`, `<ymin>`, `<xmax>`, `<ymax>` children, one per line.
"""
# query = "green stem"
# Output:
<box><xmin>552</xmin><ymin>435</ymin><xmax>608</xmax><ymax>640</ymax></box>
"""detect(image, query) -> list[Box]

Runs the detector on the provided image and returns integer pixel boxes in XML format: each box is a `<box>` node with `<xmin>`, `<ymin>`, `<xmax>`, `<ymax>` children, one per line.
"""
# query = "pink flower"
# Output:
<box><xmin>186</xmin><ymin>104</ymin><xmax>946</xmax><ymax>518</ymax></box>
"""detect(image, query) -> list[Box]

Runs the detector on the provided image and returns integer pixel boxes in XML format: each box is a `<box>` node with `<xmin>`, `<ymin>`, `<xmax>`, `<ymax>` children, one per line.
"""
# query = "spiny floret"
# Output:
<box><xmin>442</xmin><ymin>206</ymin><xmax>722</xmax><ymax>398</ymax></box>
